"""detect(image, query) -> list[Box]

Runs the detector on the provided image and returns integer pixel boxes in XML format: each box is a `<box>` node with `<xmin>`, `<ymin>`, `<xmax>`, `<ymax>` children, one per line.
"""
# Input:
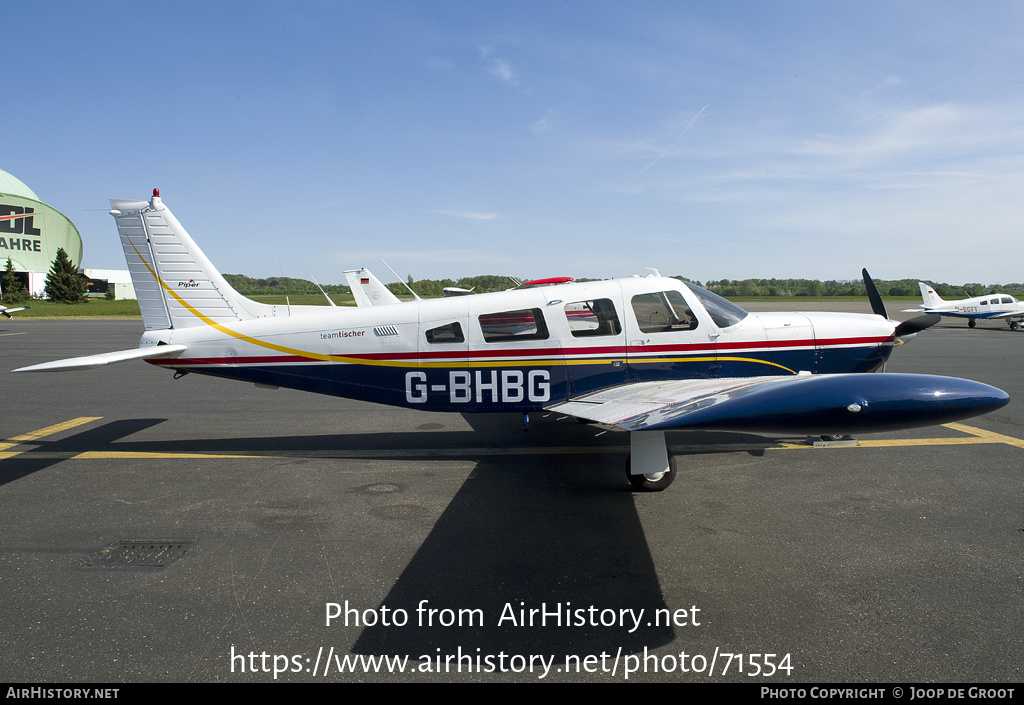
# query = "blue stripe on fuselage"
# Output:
<box><xmin>164</xmin><ymin>342</ymin><xmax>892</xmax><ymax>413</ymax></box>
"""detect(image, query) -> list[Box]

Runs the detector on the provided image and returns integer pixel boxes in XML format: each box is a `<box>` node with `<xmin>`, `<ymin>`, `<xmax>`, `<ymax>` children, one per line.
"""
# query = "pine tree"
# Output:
<box><xmin>2</xmin><ymin>258</ymin><xmax>24</xmax><ymax>304</ymax></box>
<box><xmin>44</xmin><ymin>248</ymin><xmax>88</xmax><ymax>304</ymax></box>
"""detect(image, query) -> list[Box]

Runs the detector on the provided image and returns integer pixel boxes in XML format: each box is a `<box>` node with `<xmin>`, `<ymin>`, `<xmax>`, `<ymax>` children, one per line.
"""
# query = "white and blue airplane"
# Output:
<box><xmin>0</xmin><ymin>304</ymin><xmax>29</xmax><ymax>319</ymax></box>
<box><xmin>13</xmin><ymin>190</ymin><xmax>1009</xmax><ymax>491</ymax></box>
<box><xmin>903</xmin><ymin>282</ymin><xmax>1024</xmax><ymax>330</ymax></box>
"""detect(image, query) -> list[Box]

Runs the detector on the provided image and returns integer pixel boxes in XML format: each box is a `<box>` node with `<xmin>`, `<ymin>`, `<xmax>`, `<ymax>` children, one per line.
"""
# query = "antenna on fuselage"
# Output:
<box><xmin>381</xmin><ymin>259</ymin><xmax>421</xmax><ymax>301</ymax></box>
<box><xmin>278</xmin><ymin>258</ymin><xmax>292</xmax><ymax>316</ymax></box>
<box><xmin>311</xmin><ymin>276</ymin><xmax>337</xmax><ymax>307</ymax></box>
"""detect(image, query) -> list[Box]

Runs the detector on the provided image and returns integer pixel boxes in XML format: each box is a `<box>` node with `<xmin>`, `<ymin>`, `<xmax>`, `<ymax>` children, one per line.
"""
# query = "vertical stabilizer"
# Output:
<box><xmin>918</xmin><ymin>282</ymin><xmax>944</xmax><ymax>309</ymax></box>
<box><xmin>343</xmin><ymin>267</ymin><xmax>403</xmax><ymax>307</ymax></box>
<box><xmin>110</xmin><ymin>190</ymin><xmax>271</xmax><ymax>330</ymax></box>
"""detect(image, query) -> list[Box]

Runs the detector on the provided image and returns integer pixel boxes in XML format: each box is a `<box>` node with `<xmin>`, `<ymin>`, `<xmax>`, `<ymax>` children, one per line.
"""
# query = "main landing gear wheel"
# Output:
<box><xmin>968</xmin><ymin>319</ymin><xmax>977</xmax><ymax>328</ymax></box>
<box><xmin>1010</xmin><ymin>322</ymin><xmax>1019</xmax><ymax>331</ymax></box>
<box><xmin>625</xmin><ymin>451</ymin><xmax>677</xmax><ymax>492</ymax></box>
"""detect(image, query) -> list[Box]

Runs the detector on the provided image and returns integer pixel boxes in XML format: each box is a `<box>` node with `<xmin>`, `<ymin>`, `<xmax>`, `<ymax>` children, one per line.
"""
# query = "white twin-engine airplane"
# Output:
<box><xmin>14</xmin><ymin>190</ymin><xmax>1010</xmax><ymax>491</ymax></box>
<box><xmin>903</xmin><ymin>282</ymin><xmax>1024</xmax><ymax>330</ymax></box>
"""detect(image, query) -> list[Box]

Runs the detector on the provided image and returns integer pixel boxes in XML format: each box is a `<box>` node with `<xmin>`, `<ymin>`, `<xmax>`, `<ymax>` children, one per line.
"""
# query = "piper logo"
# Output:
<box><xmin>178</xmin><ymin>280</ymin><xmax>200</xmax><ymax>288</ymax></box>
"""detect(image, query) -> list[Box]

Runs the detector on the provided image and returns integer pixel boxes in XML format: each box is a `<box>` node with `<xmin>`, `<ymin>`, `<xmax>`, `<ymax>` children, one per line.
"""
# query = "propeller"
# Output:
<box><xmin>862</xmin><ymin>268</ymin><xmax>887</xmax><ymax>318</ymax></box>
<box><xmin>862</xmin><ymin>268</ymin><xmax>940</xmax><ymax>340</ymax></box>
<box><xmin>894</xmin><ymin>313</ymin><xmax>941</xmax><ymax>338</ymax></box>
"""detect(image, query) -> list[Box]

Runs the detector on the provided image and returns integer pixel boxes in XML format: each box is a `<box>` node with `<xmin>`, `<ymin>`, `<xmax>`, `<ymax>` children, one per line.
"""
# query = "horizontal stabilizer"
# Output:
<box><xmin>13</xmin><ymin>344</ymin><xmax>188</xmax><ymax>373</ymax></box>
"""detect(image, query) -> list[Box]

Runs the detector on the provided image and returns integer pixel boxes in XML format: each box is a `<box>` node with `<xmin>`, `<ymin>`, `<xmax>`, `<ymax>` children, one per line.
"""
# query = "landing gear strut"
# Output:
<box><xmin>625</xmin><ymin>431</ymin><xmax>676</xmax><ymax>491</ymax></box>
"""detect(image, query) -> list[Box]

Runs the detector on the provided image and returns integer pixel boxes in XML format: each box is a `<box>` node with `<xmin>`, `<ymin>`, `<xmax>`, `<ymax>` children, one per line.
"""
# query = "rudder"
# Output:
<box><xmin>110</xmin><ymin>190</ymin><xmax>271</xmax><ymax>330</ymax></box>
<box><xmin>918</xmin><ymin>282</ymin><xmax>944</xmax><ymax>309</ymax></box>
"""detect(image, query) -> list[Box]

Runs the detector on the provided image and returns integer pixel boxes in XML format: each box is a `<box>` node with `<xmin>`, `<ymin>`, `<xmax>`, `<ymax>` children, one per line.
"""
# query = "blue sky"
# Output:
<box><xmin>5</xmin><ymin>1</ymin><xmax>1024</xmax><ymax>285</ymax></box>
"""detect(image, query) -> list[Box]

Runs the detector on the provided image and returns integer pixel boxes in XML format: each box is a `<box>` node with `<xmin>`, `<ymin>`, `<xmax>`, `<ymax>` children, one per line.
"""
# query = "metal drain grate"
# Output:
<box><xmin>92</xmin><ymin>541</ymin><xmax>194</xmax><ymax>568</ymax></box>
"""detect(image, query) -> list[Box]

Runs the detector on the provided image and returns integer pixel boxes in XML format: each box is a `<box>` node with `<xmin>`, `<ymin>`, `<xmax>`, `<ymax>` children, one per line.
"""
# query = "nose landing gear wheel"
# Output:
<box><xmin>626</xmin><ymin>451</ymin><xmax>677</xmax><ymax>491</ymax></box>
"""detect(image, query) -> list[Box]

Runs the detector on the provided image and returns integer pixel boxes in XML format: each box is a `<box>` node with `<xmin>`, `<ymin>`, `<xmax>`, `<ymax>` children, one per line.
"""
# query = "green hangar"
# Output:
<box><xmin>0</xmin><ymin>168</ymin><xmax>83</xmax><ymax>298</ymax></box>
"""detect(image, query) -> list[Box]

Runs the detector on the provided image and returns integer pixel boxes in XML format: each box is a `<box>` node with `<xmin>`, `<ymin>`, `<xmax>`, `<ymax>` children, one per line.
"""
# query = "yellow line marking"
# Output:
<box><xmin>73</xmin><ymin>451</ymin><xmax>259</xmax><ymax>459</ymax></box>
<box><xmin>2</xmin><ymin>421</ymin><xmax>1022</xmax><ymax>462</ymax></box>
<box><xmin>0</xmin><ymin>417</ymin><xmax>102</xmax><ymax>453</ymax></box>
<box><xmin>0</xmin><ymin>332</ymin><xmax>26</xmax><ymax>337</ymax></box>
<box><xmin>772</xmin><ymin>423</ymin><xmax>1024</xmax><ymax>450</ymax></box>
<box><xmin>943</xmin><ymin>422</ymin><xmax>1024</xmax><ymax>449</ymax></box>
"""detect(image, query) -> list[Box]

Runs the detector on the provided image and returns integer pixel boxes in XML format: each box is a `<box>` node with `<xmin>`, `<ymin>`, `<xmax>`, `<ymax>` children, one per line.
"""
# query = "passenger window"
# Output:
<box><xmin>631</xmin><ymin>291</ymin><xmax>699</xmax><ymax>333</ymax></box>
<box><xmin>479</xmin><ymin>308</ymin><xmax>549</xmax><ymax>342</ymax></box>
<box><xmin>981</xmin><ymin>300</ymin><xmax>989</xmax><ymax>306</ymax></box>
<box><xmin>425</xmin><ymin>322</ymin><xmax>464</xmax><ymax>344</ymax></box>
<box><xmin>565</xmin><ymin>299</ymin><xmax>621</xmax><ymax>337</ymax></box>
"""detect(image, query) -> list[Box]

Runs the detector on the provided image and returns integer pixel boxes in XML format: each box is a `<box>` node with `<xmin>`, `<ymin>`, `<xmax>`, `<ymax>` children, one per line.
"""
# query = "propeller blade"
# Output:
<box><xmin>862</xmin><ymin>268</ymin><xmax>887</xmax><ymax>319</ymax></box>
<box><xmin>894</xmin><ymin>313</ymin><xmax>941</xmax><ymax>338</ymax></box>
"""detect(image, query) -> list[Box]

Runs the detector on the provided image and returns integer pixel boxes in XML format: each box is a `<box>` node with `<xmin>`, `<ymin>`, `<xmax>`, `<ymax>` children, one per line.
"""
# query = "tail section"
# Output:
<box><xmin>110</xmin><ymin>190</ymin><xmax>274</xmax><ymax>330</ymax></box>
<box><xmin>918</xmin><ymin>282</ymin><xmax>944</xmax><ymax>309</ymax></box>
<box><xmin>343</xmin><ymin>268</ymin><xmax>403</xmax><ymax>307</ymax></box>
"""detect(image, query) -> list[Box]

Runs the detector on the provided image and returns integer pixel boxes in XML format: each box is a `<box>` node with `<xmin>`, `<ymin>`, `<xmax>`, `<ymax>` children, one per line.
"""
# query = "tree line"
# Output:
<box><xmin>6</xmin><ymin>262</ymin><xmax>1021</xmax><ymax>306</ymax></box>
<box><xmin>223</xmin><ymin>273</ymin><xmax>1024</xmax><ymax>299</ymax></box>
<box><xmin>697</xmin><ymin>278</ymin><xmax>1024</xmax><ymax>298</ymax></box>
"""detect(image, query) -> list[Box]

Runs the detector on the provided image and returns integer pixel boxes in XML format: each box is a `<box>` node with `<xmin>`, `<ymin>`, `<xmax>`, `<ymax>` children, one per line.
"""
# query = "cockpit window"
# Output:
<box><xmin>630</xmin><ymin>291</ymin><xmax>699</xmax><ymax>333</ymax></box>
<box><xmin>565</xmin><ymin>299</ymin><xmax>622</xmax><ymax>337</ymax></box>
<box><xmin>1002</xmin><ymin>297</ymin><xmax>1013</xmax><ymax>304</ymax></box>
<box><xmin>684</xmin><ymin>283</ymin><xmax>748</xmax><ymax>328</ymax></box>
<box><xmin>479</xmin><ymin>308</ymin><xmax>549</xmax><ymax>342</ymax></box>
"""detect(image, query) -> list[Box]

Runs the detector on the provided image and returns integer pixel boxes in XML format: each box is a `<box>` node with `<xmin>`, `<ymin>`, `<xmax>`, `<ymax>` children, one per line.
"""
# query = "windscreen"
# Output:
<box><xmin>684</xmin><ymin>283</ymin><xmax>749</xmax><ymax>328</ymax></box>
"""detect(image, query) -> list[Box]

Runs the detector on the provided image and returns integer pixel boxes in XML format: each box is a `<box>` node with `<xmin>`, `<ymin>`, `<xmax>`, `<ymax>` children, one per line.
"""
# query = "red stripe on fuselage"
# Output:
<box><xmin>148</xmin><ymin>335</ymin><xmax>892</xmax><ymax>368</ymax></box>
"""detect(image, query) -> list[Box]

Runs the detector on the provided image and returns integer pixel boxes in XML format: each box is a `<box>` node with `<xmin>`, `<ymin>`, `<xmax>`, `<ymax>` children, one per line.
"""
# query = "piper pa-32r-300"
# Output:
<box><xmin>903</xmin><ymin>282</ymin><xmax>1024</xmax><ymax>330</ymax></box>
<box><xmin>14</xmin><ymin>190</ymin><xmax>1009</xmax><ymax>491</ymax></box>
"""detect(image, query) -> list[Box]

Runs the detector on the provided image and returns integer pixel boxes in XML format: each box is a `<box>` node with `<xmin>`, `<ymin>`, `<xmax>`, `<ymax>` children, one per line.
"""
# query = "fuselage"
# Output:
<box><xmin>925</xmin><ymin>295</ymin><xmax>1024</xmax><ymax>320</ymax></box>
<box><xmin>142</xmin><ymin>277</ymin><xmax>897</xmax><ymax>413</ymax></box>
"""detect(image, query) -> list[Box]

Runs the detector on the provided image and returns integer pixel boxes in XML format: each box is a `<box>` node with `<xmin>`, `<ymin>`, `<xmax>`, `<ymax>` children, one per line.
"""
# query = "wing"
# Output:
<box><xmin>13</xmin><ymin>344</ymin><xmax>188</xmax><ymax>372</ymax></box>
<box><xmin>1</xmin><ymin>306</ymin><xmax>29</xmax><ymax>318</ymax></box>
<box><xmin>547</xmin><ymin>373</ymin><xmax>1008</xmax><ymax>436</ymax></box>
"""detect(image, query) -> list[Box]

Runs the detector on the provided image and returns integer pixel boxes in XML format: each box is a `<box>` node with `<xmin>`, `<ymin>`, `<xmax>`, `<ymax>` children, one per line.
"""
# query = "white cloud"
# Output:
<box><xmin>532</xmin><ymin>109</ymin><xmax>556</xmax><ymax>134</ymax></box>
<box><xmin>328</xmin><ymin>249</ymin><xmax>511</xmax><ymax>265</ymax></box>
<box><xmin>490</xmin><ymin>59</ymin><xmax>514</xmax><ymax>83</ymax></box>
<box><xmin>432</xmin><ymin>209</ymin><xmax>499</xmax><ymax>220</ymax></box>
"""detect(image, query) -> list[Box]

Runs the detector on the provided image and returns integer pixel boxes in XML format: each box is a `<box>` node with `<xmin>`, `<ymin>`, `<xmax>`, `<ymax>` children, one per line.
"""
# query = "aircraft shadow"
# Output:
<box><xmin>346</xmin><ymin>416</ymin><xmax>772</xmax><ymax>660</ymax></box>
<box><xmin>0</xmin><ymin>418</ymin><xmax>168</xmax><ymax>488</ymax></box>
<box><xmin>2</xmin><ymin>414</ymin><xmax>773</xmax><ymax>660</ymax></box>
<box><xmin>351</xmin><ymin>413</ymin><xmax>675</xmax><ymax>660</ymax></box>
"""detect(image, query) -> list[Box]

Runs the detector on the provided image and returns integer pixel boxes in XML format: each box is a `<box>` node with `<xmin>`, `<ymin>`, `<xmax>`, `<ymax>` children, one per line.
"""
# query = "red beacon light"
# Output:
<box><xmin>516</xmin><ymin>277</ymin><xmax>574</xmax><ymax>289</ymax></box>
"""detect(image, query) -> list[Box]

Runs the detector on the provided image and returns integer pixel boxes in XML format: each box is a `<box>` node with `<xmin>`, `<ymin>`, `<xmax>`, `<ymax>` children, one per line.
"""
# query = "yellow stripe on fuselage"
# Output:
<box><xmin>131</xmin><ymin>237</ymin><xmax>795</xmax><ymax>376</ymax></box>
